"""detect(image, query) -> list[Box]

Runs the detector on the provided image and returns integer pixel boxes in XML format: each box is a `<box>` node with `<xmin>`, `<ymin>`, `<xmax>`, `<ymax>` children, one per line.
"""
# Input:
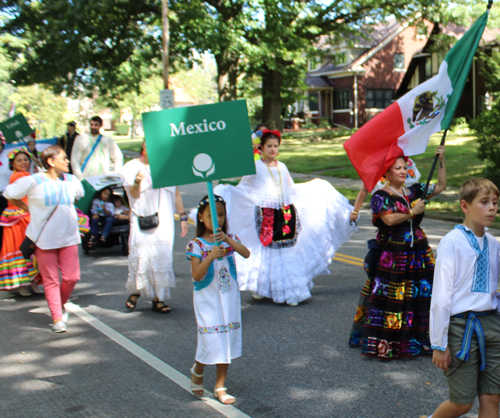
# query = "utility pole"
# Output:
<box><xmin>162</xmin><ymin>0</ymin><xmax>169</xmax><ymax>89</ymax></box>
<box><xmin>160</xmin><ymin>0</ymin><xmax>175</xmax><ymax>109</ymax></box>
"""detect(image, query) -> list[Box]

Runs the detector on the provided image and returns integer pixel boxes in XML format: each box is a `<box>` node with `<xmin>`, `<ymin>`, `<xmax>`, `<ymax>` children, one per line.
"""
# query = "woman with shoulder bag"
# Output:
<box><xmin>121</xmin><ymin>141</ymin><xmax>188</xmax><ymax>314</ymax></box>
<box><xmin>4</xmin><ymin>145</ymin><xmax>84</xmax><ymax>333</ymax></box>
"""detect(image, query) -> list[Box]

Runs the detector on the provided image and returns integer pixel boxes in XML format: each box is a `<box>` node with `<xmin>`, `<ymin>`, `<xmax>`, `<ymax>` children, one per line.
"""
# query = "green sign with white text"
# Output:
<box><xmin>0</xmin><ymin>114</ymin><xmax>34</xmax><ymax>144</ymax></box>
<box><xmin>142</xmin><ymin>100</ymin><xmax>255</xmax><ymax>188</ymax></box>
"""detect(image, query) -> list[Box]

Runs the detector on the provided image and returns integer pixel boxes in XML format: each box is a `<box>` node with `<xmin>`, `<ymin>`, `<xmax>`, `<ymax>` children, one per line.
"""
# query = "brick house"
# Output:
<box><xmin>303</xmin><ymin>19</ymin><xmax>499</xmax><ymax>129</ymax></box>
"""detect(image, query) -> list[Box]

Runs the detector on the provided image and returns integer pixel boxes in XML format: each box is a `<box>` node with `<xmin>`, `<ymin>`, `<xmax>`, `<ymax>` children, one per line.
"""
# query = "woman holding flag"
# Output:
<box><xmin>349</xmin><ymin>146</ymin><xmax>446</xmax><ymax>359</ymax></box>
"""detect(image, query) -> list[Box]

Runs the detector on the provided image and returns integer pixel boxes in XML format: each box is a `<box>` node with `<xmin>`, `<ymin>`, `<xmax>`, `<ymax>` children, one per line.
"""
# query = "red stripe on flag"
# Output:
<box><xmin>343</xmin><ymin>102</ymin><xmax>406</xmax><ymax>191</ymax></box>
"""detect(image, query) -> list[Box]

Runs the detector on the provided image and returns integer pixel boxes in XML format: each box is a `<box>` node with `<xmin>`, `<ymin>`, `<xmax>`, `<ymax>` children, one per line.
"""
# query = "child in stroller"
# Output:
<box><xmin>89</xmin><ymin>187</ymin><xmax>114</xmax><ymax>247</ymax></box>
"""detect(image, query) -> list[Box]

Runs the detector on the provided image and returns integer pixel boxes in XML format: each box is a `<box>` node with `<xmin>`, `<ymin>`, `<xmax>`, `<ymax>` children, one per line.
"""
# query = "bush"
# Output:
<box><xmin>115</xmin><ymin>123</ymin><xmax>130</xmax><ymax>136</ymax></box>
<box><xmin>449</xmin><ymin>116</ymin><xmax>469</xmax><ymax>132</ymax></box>
<box><xmin>470</xmin><ymin>104</ymin><xmax>500</xmax><ymax>188</ymax></box>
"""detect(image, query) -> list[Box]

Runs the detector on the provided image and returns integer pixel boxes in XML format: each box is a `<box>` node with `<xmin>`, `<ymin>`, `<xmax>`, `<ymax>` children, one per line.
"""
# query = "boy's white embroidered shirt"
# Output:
<box><xmin>430</xmin><ymin>226</ymin><xmax>500</xmax><ymax>351</ymax></box>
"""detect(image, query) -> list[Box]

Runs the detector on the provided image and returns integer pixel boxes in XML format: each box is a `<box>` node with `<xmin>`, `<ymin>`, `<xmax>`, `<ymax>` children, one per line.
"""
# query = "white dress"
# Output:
<box><xmin>121</xmin><ymin>159</ymin><xmax>176</xmax><ymax>300</ymax></box>
<box><xmin>187</xmin><ymin>236</ymin><xmax>242</xmax><ymax>365</ymax></box>
<box><xmin>214</xmin><ymin>159</ymin><xmax>357</xmax><ymax>304</ymax></box>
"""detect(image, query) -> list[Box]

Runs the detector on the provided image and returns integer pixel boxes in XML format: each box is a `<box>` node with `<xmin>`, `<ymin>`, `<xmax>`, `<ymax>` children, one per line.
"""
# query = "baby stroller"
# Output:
<box><xmin>75</xmin><ymin>174</ymin><xmax>130</xmax><ymax>255</ymax></box>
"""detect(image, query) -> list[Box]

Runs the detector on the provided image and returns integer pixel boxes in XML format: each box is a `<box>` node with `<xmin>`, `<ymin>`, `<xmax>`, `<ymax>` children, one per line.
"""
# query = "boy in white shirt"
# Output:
<box><xmin>427</xmin><ymin>177</ymin><xmax>500</xmax><ymax>418</ymax></box>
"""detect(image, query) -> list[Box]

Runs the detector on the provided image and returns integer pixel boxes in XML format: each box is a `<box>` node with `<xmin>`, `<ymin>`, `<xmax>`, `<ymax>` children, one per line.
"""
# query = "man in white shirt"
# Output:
<box><xmin>71</xmin><ymin>116</ymin><xmax>123</xmax><ymax>180</ymax></box>
<box><xmin>427</xmin><ymin>177</ymin><xmax>500</xmax><ymax>418</ymax></box>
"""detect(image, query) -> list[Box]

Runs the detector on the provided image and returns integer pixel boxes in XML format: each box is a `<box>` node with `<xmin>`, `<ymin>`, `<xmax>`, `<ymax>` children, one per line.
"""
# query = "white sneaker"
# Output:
<box><xmin>31</xmin><ymin>282</ymin><xmax>44</xmax><ymax>294</ymax></box>
<box><xmin>62</xmin><ymin>309</ymin><xmax>69</xmax><ymax>323</ymax></box>
<box><xmin>287</xmin><ymin>301</ymin><xmax>299</xmax><ymax>307</ymax></box>
<box><xmin>18</xmin><ymin>287</ymin><xmax>31</xmax><ymax>297</ymax></box>
<box><xmin>51</xmin><ymin>321</ymin><xmax>67</xmax><ymax>333</ymax></box>
<box><xmin>252</xmin><ymin>293</ymin><xmax>265</xmax><ymax>300</ymax></box>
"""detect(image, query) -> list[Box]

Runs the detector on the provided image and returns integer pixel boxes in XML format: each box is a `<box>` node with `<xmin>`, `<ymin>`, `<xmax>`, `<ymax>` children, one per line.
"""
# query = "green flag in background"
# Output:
<box><xmin>142</xmin><ymin>100</ymin><xmax>256</xmax><ymax>188</ymax></box>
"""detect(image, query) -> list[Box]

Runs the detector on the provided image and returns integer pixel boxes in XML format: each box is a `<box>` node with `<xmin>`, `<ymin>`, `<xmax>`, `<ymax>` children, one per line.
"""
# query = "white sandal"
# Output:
<box><xmin>190</xmin><ymin>364</ymin><xmax>204</xmax><ymax>396</ymax></box>
<box><xmin>214</xmin><ymin>387</ymin><xmax>235</xmax><ymax>404</ymax></box>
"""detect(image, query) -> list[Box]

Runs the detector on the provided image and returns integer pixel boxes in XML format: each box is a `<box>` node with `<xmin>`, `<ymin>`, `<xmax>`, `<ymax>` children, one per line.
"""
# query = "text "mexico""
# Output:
<box><xmin>170</xmin><ymin>120</ymin><xmax>226</xmax><ymax>137</ymax></box>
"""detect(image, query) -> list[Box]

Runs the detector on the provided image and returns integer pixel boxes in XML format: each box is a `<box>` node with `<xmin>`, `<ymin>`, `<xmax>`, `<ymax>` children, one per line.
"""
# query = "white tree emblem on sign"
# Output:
<box><xmin>192</xmin><ymin>153</ymin><xmax>215</xmax><ymax>178</ymax></box>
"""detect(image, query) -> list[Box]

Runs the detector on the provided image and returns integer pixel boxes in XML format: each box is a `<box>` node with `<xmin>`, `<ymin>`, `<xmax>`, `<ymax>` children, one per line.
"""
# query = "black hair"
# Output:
<box><xmin>90</xmin><ymin>116</ymin><xmax>103</xmax><ymax>126</ymax></box>
<box><xmin>195</xmin><ymin>194</ymin><xmax>227</xmax><ymax>238</ymax></box>
<box><xmin>253</xmin><ymin>123</ymin><xmax>268</xmax><ymax>133</ymax></box>
<box><xmin>261</xmin><ymin>132</ymin><xmax>281</xmax><ymax>147</ymax></box>
<box><xmin>95</xmin><ymin>186</ymin><xmax>113</xmax><ymax>201</ymax></box>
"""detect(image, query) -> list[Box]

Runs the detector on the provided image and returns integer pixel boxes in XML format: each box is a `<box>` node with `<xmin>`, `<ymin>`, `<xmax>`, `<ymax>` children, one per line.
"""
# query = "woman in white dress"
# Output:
<box><xmin>121</xmin><ymin>141</ymin><xmax>188</xmax><ymax>313</ymax></box>
<box><xmin>187</xmin><ymin>195</ymin><xmax>250</xmax><ymax>404</ymax></box>
<box><xmin>214</xmin><ymin>129</ymin><xmax>357</xmax><ymax>306</ymax></box>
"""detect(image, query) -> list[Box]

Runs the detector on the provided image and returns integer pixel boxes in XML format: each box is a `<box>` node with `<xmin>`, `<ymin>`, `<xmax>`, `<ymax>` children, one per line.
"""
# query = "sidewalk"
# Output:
<box><xmin>290</xmin><ymin>171</ymin><xmax>460</xmax><ymax>202</ymax></box>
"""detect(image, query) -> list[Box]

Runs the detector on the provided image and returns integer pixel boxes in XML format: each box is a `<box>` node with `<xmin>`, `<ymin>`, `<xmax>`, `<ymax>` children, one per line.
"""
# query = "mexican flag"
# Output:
<box><xmin>344</xmin><ymin>11</ymin><xmax>489</xmax><ymax>191</ymax></box>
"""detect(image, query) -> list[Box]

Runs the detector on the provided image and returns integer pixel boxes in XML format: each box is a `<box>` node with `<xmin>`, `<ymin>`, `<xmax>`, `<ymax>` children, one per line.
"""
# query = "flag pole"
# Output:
<box><xmin>422</xmin><ymin>0</ymin><xmax>492</xmax><ymax>198</ymax></box>
<box><xmin>206</xmin><ymin>180</ymin><xmax>223</xmax><ymax>260</ymax></box>
<box><xmin>422</xmin><ymin>129</ymin><xmax>447</xmax><ymax>198</ymax></box>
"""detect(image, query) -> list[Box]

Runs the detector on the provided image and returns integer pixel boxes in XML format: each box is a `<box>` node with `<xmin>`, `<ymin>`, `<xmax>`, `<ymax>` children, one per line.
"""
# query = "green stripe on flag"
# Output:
<box><xmin>441</xmin><ymin>11</ymin><xmax>489</xmax><ymax>130</ymax></box>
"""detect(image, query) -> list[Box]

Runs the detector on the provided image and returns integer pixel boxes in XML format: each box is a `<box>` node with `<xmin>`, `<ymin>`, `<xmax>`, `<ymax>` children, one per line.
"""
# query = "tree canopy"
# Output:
<box><xmin>0</xmin><ymin>0</ymin><xmax>484</xmax><ymax>128</ymax></box>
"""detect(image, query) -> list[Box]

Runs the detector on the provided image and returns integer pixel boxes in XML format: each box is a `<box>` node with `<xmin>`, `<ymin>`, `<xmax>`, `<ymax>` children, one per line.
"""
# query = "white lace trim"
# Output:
<box><xmin>236</xmin><ymin>161</ymin><xmax>295</xmax><ymax>209</ymax></box>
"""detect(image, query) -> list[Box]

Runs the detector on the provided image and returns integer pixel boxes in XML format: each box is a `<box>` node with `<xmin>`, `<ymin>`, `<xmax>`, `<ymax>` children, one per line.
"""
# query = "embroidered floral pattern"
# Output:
<box><xmin>380</xmin><ymin>251</ymin><xmax>393</xmax><ymax>268</ymax></box>
<box><xmin>198</xmin><ymin>321</ymin><xmax>241</xmax><ymax>334</ymax></box>
<box><xmin>218</xmin><ymin>266</ymin><xmax>231</xmax><ymax>294</ymax></box>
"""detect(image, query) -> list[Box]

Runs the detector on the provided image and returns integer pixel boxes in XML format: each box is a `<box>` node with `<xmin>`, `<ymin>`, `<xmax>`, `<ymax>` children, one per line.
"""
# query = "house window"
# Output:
<box><xmin>425</xmin><ymin>57</ymin><xmax>432</xmax><ymax>81</ymax></box>
<box><xmin>334</xmin><ymin>90</ymin><xmax>351</xmax><ymax>109</ymax></box>
<box><xmin>308</xmin><ymin>92</ymin><xmax>318</xmax><ymax>112</ymax></box>
<box><xmin>308</xmin><ymin>57</ymin><xmax>322</xmax><ymax>71</ymax></box>
<box><xmin>394</xmin><ymin>53</ymin><xmax>404</xmax><ymax>69</ymax></box>
<box><xmin>431</xmin><ymin>51</ymin><xmax>447</xmax><ymax>76</ymax></box>
<box><xmin>333</xmin><ymin>52</ymin><xmax>347</xmax><ymax>66</ymax></box>
<box><xmin>366</xmin><ymin>89</ymin><xmax>394</xmax><ymax>109</ymax></box>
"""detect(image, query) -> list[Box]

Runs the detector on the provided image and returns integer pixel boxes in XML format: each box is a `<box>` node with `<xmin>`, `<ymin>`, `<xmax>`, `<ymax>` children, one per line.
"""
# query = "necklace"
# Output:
<box><xmin>388</xmin><ymin>185</ymin><xmax>414</xmax><ymax>247</ymax></box>
<box><xmin>263</xmin><ymin>160</ymin><xmax>284</xmax><ymax>207</ymax></box>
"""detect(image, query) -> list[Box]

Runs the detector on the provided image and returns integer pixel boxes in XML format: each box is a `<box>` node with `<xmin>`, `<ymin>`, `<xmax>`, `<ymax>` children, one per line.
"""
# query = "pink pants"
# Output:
<box><xmin>35</xmin><ymin>245</ymin><xmax>80</xmax><ymax>321</ymax></box>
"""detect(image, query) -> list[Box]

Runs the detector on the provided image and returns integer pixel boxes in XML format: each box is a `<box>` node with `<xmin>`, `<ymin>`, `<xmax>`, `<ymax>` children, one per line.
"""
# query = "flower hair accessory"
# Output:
<box><xmin>197</xmin><ymin>195</ymin><xmax>225</xmax><ymax>209</ymax></box>
<box><xmin>261</xmin><ymin>129</ymin><xmax>281</xmax><ymax>139</ymax></box>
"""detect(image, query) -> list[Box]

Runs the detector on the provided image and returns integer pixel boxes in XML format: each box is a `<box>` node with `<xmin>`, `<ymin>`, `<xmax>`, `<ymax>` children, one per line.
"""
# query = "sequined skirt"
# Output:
<box><xmin>349</xmin><ymin>225</ymin><xmax>435</xmax><ymax>359</ymax></box>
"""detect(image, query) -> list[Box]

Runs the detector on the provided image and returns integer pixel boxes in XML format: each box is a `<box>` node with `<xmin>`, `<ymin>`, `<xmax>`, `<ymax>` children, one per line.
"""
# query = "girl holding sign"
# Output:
<box><xmin>186</xmin><ymin>195</ymin><xmax>250</xmax><ymax>404</ymax></box>
<box><xmin>214</xmin><ymin>129</ymin><xmax>356</xmax><ymax>306</ymax></box>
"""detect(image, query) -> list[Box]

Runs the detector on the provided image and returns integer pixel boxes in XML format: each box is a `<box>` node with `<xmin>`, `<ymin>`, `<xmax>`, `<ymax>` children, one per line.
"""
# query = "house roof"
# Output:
<box><xmin>308</xmin><ymin>19</ymin><xmax>407</xmax><ymax>78</ymax></box>
<box><xmin>306</xmin><ymin>75</ymin><xmax>334</xmax><ymax>88</ymax></box>
<box><xmin>308</xmin><ymin>17</ymin><xmax>500</xmax><ymax>82</ymax></box>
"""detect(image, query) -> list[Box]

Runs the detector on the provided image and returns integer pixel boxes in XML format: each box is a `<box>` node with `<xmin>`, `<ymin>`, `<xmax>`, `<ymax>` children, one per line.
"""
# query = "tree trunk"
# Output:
<box><xmin>261</xmin><ymin>66</ymin><xmax>282</xmax><ymax>130</ymax></box>
<box><xmin>215</xmin><ymin>53</ymin><xmax>238</xmax><ymax>102</ymax></box>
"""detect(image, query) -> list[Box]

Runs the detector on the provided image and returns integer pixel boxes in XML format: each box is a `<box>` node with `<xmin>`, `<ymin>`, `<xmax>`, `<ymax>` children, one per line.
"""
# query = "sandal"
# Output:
<box><xmin>214</xmin><ymin>387</ymin><xmax>235</xmax><ymax>405</ymax></box>
<box><xmin>99</xmin><ymin>236</ymin><xmax>107</xmax><ymax>244</ymax></box>
<box><xmin>125</xmin><ymin>294</ymin><xmax>140</xmax><ymax>312</ymax></box>
<box><xmin>152</xmin><ymin>300</ymin><xmax>171</xmax><ymax>314</ymax></box>
<box><xmin>190</xmin><ymin>364</ymin><xmax>204</xmax><ymax>396</ymax></box>
<box><xmin>88</xmin><ymin>237</ymin><xmax>97</xmax><ymax>249</ymax></box>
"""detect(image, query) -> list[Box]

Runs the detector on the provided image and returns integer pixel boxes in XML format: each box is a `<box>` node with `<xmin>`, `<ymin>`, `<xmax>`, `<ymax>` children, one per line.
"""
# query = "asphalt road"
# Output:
<box><xmin>1</xmin><ymin>181</ymin><xmax>495</xmax><ymax>418</ymax></box>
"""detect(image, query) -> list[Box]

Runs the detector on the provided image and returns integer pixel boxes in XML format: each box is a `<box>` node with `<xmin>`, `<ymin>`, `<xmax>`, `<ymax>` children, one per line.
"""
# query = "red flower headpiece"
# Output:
<box><xmin>260</xmin><ymin>129</ymin><xmax>281</xmax><ymax>139</ymax></box>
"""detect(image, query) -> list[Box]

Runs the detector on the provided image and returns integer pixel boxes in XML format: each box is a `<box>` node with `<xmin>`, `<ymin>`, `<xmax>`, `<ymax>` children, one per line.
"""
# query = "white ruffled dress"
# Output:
<box><xmin>214</xmin><ymin>159</ymin><xmax>357</xmax><ymax>304</ymax></box>
<box><xmin>121</xmin><ymin>159</ymin><xmax>176</xmax><ymax>300</ymax></box>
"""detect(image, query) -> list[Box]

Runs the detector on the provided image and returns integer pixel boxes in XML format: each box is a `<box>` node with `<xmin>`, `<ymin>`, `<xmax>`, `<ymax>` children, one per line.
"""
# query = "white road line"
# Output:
<box><xmin>65</xmin><ymin>302</ymin><xmax>251</xmax><ymax>418</ymax></box>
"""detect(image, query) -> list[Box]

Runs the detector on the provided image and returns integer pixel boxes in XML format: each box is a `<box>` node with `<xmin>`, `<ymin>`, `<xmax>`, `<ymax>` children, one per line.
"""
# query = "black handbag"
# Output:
<box><xmin>20</xmin><ymin>237</ymin><xmax>36</xmax><ymax>259</ymax></box>
<box><xmin>137</xmin><ymin>213</ymin><xmax>159</xmax><ymax>230</ymax></box>
<box><xmin>133</xmin><ymin>189</ymin><xmax>161</xmax><ymax>231</ymax></box>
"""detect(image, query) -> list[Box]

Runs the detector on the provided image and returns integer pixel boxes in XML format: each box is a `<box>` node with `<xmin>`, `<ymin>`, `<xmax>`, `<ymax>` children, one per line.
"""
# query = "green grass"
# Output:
<box><xmin>278</xmin><ymin>131</ymin><xmax>484</xmax><ymax>188</ymax></box>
